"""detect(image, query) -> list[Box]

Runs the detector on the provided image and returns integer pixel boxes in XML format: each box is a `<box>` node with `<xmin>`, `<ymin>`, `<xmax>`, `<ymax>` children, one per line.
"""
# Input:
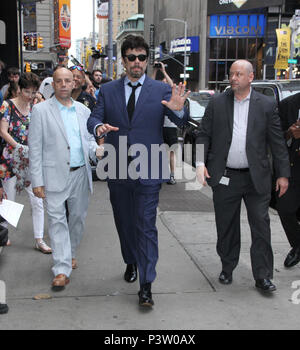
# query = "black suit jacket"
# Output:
<box><xmin>279</xmin><ymin>92</ymin><xmax>300</xmax><ymax>178</ymax></box>
<box><xmin>196</xmin><ymin>88</ymin><xmax>290</xmax><ymax>194</ymax></box>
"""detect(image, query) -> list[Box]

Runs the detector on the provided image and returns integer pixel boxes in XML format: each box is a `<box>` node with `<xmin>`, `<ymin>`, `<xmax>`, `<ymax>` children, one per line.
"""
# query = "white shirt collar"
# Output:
<box><xmin>124</xmin><ymin>74</ymin><xmax>146</xmax><ymax>87</ymax></box>
<box><xmin>234</xmin><ymin>88</ymin><xmax>252</xmax><ymax>102</ymax></box>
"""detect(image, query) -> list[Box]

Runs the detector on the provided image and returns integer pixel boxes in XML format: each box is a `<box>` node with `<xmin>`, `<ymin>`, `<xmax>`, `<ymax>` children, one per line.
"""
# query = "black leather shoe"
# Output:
<box><xmin>255</xmin><ymin>279</ymin><xmax>276</xmax><ymax>293</ymax></box>
<box><xmin>219</xmin><ymin>271</ymin><xmax>232</xmax><ymax>285</ymax></box>
<box><xmin>138</xmin><ymin>283</ymin><xmax>154</xmax><ymax>307</ymax></box>
<box><xmin>124</xmin><ymin>264</ymin><xmax>137</xmax><ymax>283</ymax></box>
<box><xmin>284</xmin><ymin>247</ymin><xmax>300</xmax><ymax>268</ymax></box>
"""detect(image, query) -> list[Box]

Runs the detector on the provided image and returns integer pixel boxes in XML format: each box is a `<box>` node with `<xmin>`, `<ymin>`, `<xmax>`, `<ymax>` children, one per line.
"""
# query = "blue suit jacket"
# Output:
<box><xmin>87</xmin><ymin>75</ymin><xmax>189</xmax><ymax>184</ymax></box>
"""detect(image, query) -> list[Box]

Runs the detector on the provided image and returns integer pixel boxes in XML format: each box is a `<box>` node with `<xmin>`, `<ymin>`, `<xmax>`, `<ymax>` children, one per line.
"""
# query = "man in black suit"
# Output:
<box><xmin>277</xmin><ymin>93</ymin><xmax>300</xmax><ymax>268</ymax></box>
<box><xmin>196</xmin><ymin>59</ymin><xmax>290</xmax><ymax>292</ymax></box>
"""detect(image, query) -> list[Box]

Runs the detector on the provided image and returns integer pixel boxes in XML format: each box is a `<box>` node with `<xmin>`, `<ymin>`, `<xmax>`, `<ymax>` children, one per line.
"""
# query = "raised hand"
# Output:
<box><xmin>161</xmin><ymin>82</ymin><xmax>190</xmax><ymax>111</ymax></box>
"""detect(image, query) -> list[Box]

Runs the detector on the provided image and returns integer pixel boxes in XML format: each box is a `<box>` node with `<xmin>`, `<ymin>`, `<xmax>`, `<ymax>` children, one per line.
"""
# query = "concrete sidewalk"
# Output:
<box><xmin>0</xmin><ymin>165</ymin><xmax>300</xmax><ymax>329</ymax></box>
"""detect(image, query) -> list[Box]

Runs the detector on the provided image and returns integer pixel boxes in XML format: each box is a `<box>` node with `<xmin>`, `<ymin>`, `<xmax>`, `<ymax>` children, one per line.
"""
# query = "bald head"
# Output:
<box><xmin>53</xmin><ymin>67</ymin><xmax>73</xmax><ymax>82</ymax></box>
<box><xmin>229</xmin><ymin>59</ymin><xmax>254</xmax><ymax>97</ymax></box>
<box><xmin>52</xmin><ymin>67</ymin><xmax>75</xmax><ymax>103</ymax></box>
<box><xmin>231</xmin><ymin>60</ymin><xmax>254</xmax><ymax>74</ymax></box>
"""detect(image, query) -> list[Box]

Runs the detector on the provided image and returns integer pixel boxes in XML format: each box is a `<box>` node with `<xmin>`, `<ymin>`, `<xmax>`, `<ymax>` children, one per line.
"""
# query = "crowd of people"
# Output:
<box><xmin>0</xmin><ymin>35</ymin><xmax>299</xmax><ymax>315</ymax></box>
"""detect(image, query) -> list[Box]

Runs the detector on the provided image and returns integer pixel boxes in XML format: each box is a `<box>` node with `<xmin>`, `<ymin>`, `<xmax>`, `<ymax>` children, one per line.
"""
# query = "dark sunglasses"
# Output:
<box><xmin>69</xmin><ymin>65</ymin><xmax>84</xmax><ymax>71</ymax></box>
<box><xmin>125</xmin><ymin>54</ymin><xmax>147</xmax><ymax>62</ymax></box>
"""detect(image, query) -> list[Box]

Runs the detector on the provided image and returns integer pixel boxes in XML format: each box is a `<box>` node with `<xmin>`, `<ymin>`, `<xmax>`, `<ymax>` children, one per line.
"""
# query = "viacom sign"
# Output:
<box><xmin>210</xmin><ymin>14</ymin><xmax>266</xmax><ymax>37</ymax></box>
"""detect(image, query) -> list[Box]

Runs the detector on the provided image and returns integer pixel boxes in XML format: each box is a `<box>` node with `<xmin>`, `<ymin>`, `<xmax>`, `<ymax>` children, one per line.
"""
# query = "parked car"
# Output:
<box><xmin>224</xmin><ymin>79</ymin><xmax>300</xmax><ymax>101</ymax></box>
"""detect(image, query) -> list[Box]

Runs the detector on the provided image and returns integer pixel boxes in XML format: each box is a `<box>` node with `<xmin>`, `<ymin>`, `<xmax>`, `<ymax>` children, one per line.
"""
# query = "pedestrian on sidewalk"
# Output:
<box><xmin>196</xmin><ymin>59</ymin><xmax>290</xmax><ymax>293</ymax></box>
<box><xmin>0</xmin><ymin>72</ymin><xmax>51</xmax><ymax>253</ymax></box>
<box><xmin>0</xmin><ymin>67</ymin><xmax>20</xmax><ymax>98</ymax></box>
<box><xmin>277</xmin><ymin>92</ymin><xmax>300</xmax><ymax>268</ymax></box>
<box><xmin>70</xmin><ymin>66</ymin><xmax>96</xmax><ymax>112</ymax></box>
<box><xmin>87</xmin><ymin>35</ymin><xmax>190</xmax><ymax>308</ymax></box>
<box><xmin>28</xmin><ymin>67</ymin><xmax>94</xmax><ymax>291</ymax></box>
<box><xmin>152</xmin><ymin>62</ymin><xmax>178</xmax><ymax>185</ymax></box>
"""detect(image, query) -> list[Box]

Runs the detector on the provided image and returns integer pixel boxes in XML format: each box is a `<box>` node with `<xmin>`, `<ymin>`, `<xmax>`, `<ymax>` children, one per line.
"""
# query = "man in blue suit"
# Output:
<box><xmin>87</xmin><ymin>35</ymin><xmax>189</xmax><ymax>307</ymax></box>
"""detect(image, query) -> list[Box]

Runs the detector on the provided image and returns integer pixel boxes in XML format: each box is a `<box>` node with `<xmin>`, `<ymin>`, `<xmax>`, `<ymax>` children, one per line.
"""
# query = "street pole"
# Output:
<box><xmin>108</xmin><ymin>0</ymin><xmax>113</xmax><ymax>79</ymax></box>
<box><xmin>183</xmin><ymin>21</ymin><xmax>187</xmax><ymax>86</ymax></box>
<box><xmin>92</xmin><ymin>0</ymin><xmax>96</xmax><ymax>48</ymax></box>
<box><xmin>163</xmin><ymin>18</ymin><xmax>187</xmax><ymax>86</ymax></box>
<box><xmin>18</xmin><ymin>0</ymin><xmax>24</xmax><ymax>73</ymax></box>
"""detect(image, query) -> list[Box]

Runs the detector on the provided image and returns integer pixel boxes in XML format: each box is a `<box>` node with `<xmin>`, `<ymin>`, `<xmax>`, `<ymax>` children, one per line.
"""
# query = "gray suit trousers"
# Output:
<box><xmin>45</xmin><ymin>166</ymin><xmax>90</xmax><ymax>277</ymax></box>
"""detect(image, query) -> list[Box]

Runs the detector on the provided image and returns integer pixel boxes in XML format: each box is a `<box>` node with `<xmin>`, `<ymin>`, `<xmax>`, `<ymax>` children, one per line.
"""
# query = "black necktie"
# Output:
<box><xmin>127</xmin><ymin>82</ymin><xmax>141</xmax><ymax>121</ymax></box>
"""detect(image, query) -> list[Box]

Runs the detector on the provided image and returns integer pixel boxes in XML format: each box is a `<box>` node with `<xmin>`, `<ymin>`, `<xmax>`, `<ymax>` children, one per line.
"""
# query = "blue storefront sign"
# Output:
<box><xmin>169</xmin><ymin>36</ymin><xmax>199</xmax><ymax>54</ymax></box>
<box><xmin>210</xmin><ymin>14</ymin><xmax>266</xmax><ymax>37</ymax></box>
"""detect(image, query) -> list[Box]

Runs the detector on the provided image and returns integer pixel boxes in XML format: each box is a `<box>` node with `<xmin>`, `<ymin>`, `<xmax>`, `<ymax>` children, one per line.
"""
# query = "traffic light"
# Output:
<box><xmin>97</xmin><ymin>43</ymin><xmax>102</xmax><ymax>52</ymax></box>
<box><xmin>37</xmin><ymin>36</ymin><xmax>44</xmax><ymax>49</ymax></box>
<box><xmin>25</xmin><ymin>62</ymin><xmax>31</xmax><ymax>72</ymax></box>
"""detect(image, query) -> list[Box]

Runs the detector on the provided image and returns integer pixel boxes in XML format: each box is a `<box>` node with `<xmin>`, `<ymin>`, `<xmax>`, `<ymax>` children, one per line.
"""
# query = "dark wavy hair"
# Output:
<box><xmin>18</xmin><ymin>72</ymin><xmax>40</xmax><ymax>90</ymax></box>
<box><xmin>121</xmin><ymin>35</ymin><xmax>149</xmax><ymax>59</ymax></box>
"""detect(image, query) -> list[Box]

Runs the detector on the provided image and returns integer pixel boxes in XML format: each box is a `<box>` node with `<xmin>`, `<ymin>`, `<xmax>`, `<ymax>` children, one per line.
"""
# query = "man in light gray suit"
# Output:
<box><xmin>28</xmin><ymin>67</ymin><xmax>94</xmax><ymax>291</ymax></box>
<box><xmin>196</xmin><ymin>60</ymin><xmax>290</xmax><ymax>293</ymax></box>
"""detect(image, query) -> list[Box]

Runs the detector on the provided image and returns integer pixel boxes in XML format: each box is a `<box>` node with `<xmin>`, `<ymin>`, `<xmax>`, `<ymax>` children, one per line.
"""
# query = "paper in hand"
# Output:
<box><xmin>0</xmin><ymin>199</ymin><xmax>24</xmax><ymax>228</ymax></box>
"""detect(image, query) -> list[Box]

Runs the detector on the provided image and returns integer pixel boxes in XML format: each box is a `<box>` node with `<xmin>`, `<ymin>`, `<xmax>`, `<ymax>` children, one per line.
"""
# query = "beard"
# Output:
<box><xmin>128</xmin><ymin>66</ymin><xmax>144</xmax><ymax>79</ymax></box>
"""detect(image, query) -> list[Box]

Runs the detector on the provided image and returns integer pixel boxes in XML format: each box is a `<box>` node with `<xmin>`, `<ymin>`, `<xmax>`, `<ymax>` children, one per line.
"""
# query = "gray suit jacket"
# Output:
<box><xmin>196</xmin><ymin>89</ymin><xmax>290</xmax><ymax>194</ymax></box>
<box><xmin>28</xmin><ymin>96</ymin><xmax>93</xmax><ymax>193</ymax></box>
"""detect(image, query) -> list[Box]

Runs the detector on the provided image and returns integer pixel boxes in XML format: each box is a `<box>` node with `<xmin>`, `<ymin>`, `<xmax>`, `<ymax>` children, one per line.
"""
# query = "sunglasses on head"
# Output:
<box><xmin>125</xmin><ymin>54</ymin><xmax>147</xmax><ymax>62</ymax></box>
<box><xmin>69</xmin><ymin>65</ymin><xmax>84</xmax><ymax>71</ymax></box>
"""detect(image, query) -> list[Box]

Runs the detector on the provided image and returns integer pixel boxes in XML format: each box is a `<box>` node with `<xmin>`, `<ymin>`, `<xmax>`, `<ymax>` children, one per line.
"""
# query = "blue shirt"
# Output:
<box><xmin>124</xmin><ymin>75</ymin><xmax>145</xmax><ymax>105</ymax></box>
<box><xmin>55</xmin><ymin>97</ymin><xmax>85</xmax><ymax>167</ymax></box>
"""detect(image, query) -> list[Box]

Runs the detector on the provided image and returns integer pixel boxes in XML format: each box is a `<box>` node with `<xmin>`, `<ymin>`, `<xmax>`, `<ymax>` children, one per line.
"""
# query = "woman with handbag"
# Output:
<box><xmin>0</xmin><ymin>72</ymin><xmax>51</xmax><ymax>253</ymax></box>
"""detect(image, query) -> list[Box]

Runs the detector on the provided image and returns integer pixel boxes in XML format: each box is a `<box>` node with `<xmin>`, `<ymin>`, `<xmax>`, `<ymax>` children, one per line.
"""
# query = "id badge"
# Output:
<box><xmin>219</xmin><ymin>176</ymin><xmax>230</xmax><ymax>186</ymax></box>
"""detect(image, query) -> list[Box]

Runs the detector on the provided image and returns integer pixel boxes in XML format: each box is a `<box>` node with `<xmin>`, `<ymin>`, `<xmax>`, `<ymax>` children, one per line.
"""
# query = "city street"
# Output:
<box><xmin>0</xmin><ymin>164</ymin><xmax>299</xmax><ymax>330</ymax></box>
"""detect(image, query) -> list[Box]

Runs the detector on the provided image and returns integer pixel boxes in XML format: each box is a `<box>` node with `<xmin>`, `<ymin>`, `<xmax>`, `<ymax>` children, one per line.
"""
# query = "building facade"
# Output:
<box><xmin>144</xmin><ymin>0</ymin><xmax>300</xmax><ymax>91</ymax></box>
<box><xmin>98</xmin><ymin>0</ymin><xmax>140</xmax><ymax>48</ymax></box>
<box><xmin>23</xmin><ymin>0</ymin><xmax>57</xmax><ymax>73</ymax></box>
<box><xmin>115</xmin><ymin>14</ymin><xmax>144</xmax><ymax>77</ymax></box>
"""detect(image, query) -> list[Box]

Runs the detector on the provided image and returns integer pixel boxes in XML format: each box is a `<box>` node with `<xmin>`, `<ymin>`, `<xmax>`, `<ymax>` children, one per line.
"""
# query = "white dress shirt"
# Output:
<box><xmin>226</xmin><ymin>89</ymin><xmax>251</xmax><ymax>169</ymax></box>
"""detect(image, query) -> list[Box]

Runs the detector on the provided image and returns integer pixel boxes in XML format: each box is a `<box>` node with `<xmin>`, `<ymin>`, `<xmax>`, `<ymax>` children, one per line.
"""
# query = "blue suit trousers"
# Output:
<box><xmin>108</xmin><ymin>180</ymin><xmax>161</xmax><ymax>286</ymax></box>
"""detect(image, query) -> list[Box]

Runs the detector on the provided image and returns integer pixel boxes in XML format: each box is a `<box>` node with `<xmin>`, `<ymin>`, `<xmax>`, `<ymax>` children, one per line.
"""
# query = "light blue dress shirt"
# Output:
<box><xmin>124</xmin><ymin>75</ymin><xmax>145</xmax><ymax>104</ymax></box>
<box><xmin>55</xmin><ymin>97</ymin><xmax>85</xmax><ymax>167</ymax></box>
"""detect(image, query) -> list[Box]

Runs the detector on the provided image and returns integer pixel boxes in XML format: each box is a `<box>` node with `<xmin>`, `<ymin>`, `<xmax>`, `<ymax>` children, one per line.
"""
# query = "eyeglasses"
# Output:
<box><xmin>125</xmin><ymin>54</ymin><xmax>147</xmax><ymax>62</ymax></box>
<box><xmin>69</xmin><ymin>65</ymin><xmax>84</xmax><ymax>72</ymax></box>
